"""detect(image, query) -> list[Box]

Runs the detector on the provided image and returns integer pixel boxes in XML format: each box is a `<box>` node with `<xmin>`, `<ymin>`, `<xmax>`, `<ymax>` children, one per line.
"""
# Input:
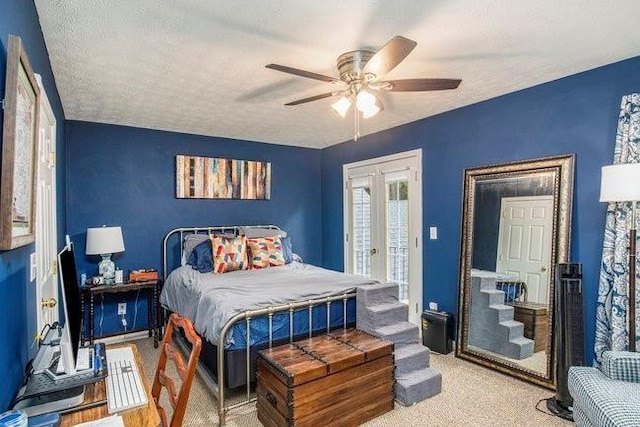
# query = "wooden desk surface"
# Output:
<box><xmin>61</xmin><ymin>343</ymin><xmax>160</xmax><ymax>427</ymax></box>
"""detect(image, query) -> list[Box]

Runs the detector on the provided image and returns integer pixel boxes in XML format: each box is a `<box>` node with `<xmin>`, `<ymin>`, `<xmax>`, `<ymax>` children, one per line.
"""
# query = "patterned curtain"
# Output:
<box><xmin>594</xmin><ymin>94</ymin><xmax>640</xmax><ymax>366</ymax></box>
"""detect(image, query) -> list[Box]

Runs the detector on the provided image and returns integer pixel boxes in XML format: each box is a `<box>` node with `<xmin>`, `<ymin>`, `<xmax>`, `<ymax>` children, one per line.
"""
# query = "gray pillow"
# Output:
<box><xmin>241</xmin><ymin>227</ymin><xmax>287</xmax><ymax>238</ymax></box>
<box><xmin>182</xmin><ymin>234</ymin><xmax>210</xmax><ymax>265</ymax></box>
<box><xmin>281</xmin><ymin>236</ymin><xmax>293</xmax><ymax>264</ymax></box>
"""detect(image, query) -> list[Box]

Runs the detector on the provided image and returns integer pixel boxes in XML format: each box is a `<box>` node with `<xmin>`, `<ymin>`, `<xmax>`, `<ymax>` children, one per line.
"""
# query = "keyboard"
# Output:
<box><xmin>106</xmin><ymin>347</ymin><xmax>148</xmax><ymax>413</ymax></box>
<box><xmin>54</xmin><ymin>346</ymin><xmax>93</xmax><ymax>374</ymax></box>
<box><xmin>75</xmin><ymin>347</ymin><xmax>92</xmax><ymax>371</ymax></box>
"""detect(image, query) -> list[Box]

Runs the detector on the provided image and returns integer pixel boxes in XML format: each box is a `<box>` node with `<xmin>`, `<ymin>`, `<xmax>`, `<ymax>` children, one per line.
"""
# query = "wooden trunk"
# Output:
<box><xmin>512</xmin><ymin>301</ymin><xmax>548</xmax><ymax>353</ymax></box>
<box><xmin>256</xmin><ymin>328</ymin><xmax>394</xmax><ymax>427</ymax></box>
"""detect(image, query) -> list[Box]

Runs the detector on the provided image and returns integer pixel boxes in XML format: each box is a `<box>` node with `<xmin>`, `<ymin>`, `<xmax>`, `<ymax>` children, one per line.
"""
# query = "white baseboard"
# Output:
<box><xmin>95</xmin><ymin>331</ymin><xmax>149</xmax><ymax>345</ymax></box>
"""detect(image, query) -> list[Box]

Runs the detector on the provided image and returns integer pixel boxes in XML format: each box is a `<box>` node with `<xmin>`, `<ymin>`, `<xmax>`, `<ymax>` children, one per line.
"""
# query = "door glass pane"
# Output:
<box><xmin>386</xmin><ymin>180</ymin><xmax>409</xmax><ymax>302</ymax></box>
<box><xmin>352</xmin><ymin>186</ymin><xmax>371</xmax><ymax>277</ymax></box>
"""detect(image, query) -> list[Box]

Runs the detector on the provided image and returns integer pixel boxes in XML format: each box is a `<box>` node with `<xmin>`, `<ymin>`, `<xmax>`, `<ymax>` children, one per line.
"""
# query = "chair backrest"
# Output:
<box><xmin>152</xmin><ymin>313</ymin><xmax>202</xmax><ymax>427</ymax></box>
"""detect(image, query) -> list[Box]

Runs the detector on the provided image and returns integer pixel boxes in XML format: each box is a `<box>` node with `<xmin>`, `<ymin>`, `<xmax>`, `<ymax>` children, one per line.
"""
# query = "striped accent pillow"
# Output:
<box><xmin>211</xmin><ymin>235</ymin><xmax>249</xmax><ymax>274</ymax></box>
<box><xmin>247</xmin><ymin>236</ymin><xmax>285</xmax><ymax>269</ymax></box>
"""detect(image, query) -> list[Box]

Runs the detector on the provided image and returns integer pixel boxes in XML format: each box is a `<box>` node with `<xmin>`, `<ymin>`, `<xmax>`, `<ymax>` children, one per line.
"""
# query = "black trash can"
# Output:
<box><xmin>421</xmin><ymin>310</ymin><xmax>454</xmax><ymax>354</ymax></box>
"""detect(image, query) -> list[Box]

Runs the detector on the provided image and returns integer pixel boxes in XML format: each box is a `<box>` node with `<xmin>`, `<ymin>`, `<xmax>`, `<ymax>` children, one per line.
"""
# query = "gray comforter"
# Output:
<box><xmin>160</xmin><ymin>262</ymin><xmax>376</xmax><ymax>346</ymax></box>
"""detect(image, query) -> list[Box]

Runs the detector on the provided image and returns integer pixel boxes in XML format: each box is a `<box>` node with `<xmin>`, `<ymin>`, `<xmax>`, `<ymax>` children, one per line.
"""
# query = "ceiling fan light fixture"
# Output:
<box><xmin>266</xmin><ymin>36</ymin><xmax>462</xmax><ymax>131</ymax></box>
<box><xmin>331</xmin><ymin>96</ymin><xmax>352</xmax><ymax>117</ymax></box>
<box><xmin>356</xmin><ymin>90</ymin><xmax>380</xmax><ymax>118</ymax></box>
<box><xmin>361</xmin><ymin>103</ymin><xmax>380</xmax><ymax>119</ymax></box>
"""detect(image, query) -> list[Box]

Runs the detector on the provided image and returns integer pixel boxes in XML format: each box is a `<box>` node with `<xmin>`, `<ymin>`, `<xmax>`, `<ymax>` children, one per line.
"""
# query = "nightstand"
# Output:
<box><xmin>80</xmin><ymin>279</ymin><xmax>162</xmax><ymax>348</ymax></box>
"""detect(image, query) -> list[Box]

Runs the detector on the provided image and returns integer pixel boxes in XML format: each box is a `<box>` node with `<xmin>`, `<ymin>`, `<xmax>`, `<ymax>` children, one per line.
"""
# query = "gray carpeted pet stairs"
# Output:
<box><xmin>356</xmin><ymin>283</ymin><xmax>442</xmax><ymax>406</ymax></box>
<box><xmin>468</xmin><ymin>276</ymin><xmax>534</xmax><ymax>360</ymax></box>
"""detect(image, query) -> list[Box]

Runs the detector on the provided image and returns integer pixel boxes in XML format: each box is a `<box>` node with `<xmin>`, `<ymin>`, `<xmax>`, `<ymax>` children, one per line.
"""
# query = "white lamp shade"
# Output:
<box><xmin>331</xmin><ymin>97</ymin><xmax>352</xmax><ymax>117</ymax></box>
<box><xmin>356</xmin><ymin>90</ymin><xmax>382</xmax><ymax>119</ymax></box>
<box><xmin>356</xmin><ymin>90</ymin><xmax>376</xmax><ymax>112</ymax></box>
<box><xmin>86</xmin><ymin>226</ymin><xmax>125</xmax><ymax>255</ymax></box>
<box><xmin>600</xmin><ymin>163</ymin><xmax>640</xmax><ymax>202</ymax></box>
<box><xmin>361</xmin><ymin>102</ymin><xmax>381</xmax><ymax>119</ymax></box>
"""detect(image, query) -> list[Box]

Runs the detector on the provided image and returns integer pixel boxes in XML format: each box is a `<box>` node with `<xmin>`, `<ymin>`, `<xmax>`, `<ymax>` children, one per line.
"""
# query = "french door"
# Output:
<box><xmin>343</xmin><ymin>150</ymin><xmax>422</xmax><ymax>325</ymax></box>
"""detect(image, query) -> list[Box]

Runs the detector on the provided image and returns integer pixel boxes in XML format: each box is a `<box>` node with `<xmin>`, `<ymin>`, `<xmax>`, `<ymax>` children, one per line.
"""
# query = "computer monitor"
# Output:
<box><xmin>15</xmin><ymin>241</ymin><xmax>86</xmax><ymax>416</ymax></box>
<box><xmin>57</xmin><ymin>240</ymin><xmax>82</xmax><ymax>376</ymax></box>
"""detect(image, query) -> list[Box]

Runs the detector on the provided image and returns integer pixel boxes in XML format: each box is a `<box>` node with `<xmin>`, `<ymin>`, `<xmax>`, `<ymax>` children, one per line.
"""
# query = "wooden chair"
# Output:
<box><xmin>152</xmin><ymin>313</ymin><xmax>202</xmax><ymax>427</ymax></box>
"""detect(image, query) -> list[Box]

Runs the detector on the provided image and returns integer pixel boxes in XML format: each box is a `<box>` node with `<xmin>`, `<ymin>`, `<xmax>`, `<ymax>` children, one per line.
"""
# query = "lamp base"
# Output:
<box><xmin>98</xmin><ymin>255</ymin><xmax>115</xmax><ymax>285</ymax></box>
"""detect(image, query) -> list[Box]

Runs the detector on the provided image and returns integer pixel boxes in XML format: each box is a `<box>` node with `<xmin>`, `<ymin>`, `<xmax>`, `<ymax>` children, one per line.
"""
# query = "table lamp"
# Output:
<box><xmin>600</xmin><ymin>163</ymin><xmax>640</xmax><ymax>352</ymax></box>
<box><xmin>86</xmin><ymin>225</ymin><xmax>125</xmax><ymax>285</ymax></box>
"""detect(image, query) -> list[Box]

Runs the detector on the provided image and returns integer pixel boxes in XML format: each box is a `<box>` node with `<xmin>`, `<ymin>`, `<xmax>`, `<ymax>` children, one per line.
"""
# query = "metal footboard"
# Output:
<box><xmin>215</xmin><ymin>291</ymin><xmax>356</xmax><ymax>425</ymax></box>
<box><xmin>162</xmin><ymin>226</ymin><xmax>357</xmax><ymax>425</ymax></box>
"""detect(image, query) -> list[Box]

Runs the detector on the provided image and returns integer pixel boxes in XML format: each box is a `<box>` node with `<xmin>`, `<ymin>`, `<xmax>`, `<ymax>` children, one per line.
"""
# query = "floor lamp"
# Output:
<box><xmin>600</xmin><ymin>163</ymin><xmax>640</xmax><ymax>352</ymax></box>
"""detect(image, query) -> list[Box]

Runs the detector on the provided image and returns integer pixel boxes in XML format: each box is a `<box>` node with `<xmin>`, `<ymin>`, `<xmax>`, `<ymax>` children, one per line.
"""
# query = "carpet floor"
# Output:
<box><xmin>133</xmin><ymin>337</ymin><xmax>572</xmax><ymax>426</ymax></box>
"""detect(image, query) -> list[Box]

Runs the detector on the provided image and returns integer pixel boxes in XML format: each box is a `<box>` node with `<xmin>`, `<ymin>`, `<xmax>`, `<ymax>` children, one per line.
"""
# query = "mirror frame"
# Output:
<box><xmin>455</xmin><ymin>154</ymin><xmax>574</xmax><ymax>390</ymax></box>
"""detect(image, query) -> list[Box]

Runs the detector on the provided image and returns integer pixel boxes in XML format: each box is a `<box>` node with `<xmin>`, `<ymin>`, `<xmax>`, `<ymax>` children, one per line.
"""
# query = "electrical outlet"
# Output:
<box><xmin>118</xmin><ymin>303</ymin><xmax>127</xmax><ymax>315</ymax></box>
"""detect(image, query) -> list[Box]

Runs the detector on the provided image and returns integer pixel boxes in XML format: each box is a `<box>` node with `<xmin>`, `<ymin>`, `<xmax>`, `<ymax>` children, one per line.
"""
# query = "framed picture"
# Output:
<box><xmin>176</xmin><ymin>155</ymin><xmax>271</xmax><ymax>200</ymax></box>
<box><xmin>0</xmin><ymin>35</ymin><xmax>40</xmax><ymax>250</ymax></box>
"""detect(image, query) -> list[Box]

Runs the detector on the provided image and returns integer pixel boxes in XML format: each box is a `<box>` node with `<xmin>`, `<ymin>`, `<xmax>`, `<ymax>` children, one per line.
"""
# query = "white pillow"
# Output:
<box><xmin>240</xmin><ymin>227</ymin><xmax>287</xmax><ymax>238</ymax></box>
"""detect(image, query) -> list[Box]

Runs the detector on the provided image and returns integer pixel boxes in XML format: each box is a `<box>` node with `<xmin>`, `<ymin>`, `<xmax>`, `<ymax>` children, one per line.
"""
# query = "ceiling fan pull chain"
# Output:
<box><xmin>354</xmin><ymin>106</ymin><xmax>360</xmax><ymax>141</ymax></box>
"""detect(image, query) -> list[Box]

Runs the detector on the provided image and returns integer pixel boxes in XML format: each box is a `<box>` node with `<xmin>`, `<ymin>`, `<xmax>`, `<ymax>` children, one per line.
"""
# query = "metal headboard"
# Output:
<box><xmin>162</xmin><ymin>225</ymin><xmax>283</xmax><ymax>282</ymax></box>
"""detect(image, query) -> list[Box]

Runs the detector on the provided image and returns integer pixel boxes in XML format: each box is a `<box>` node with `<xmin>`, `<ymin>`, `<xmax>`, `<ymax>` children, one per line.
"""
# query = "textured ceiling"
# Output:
<box><xmin>35</xmin><ymin>0</ymin><xmax>640</xmax><ymax>149</ymax></box>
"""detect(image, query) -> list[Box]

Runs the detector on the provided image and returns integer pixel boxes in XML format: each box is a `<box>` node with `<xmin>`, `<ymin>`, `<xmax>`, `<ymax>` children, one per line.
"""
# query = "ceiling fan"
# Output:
<box><xmin>266</xmin><ymin>35</ymin><xmax>461</xmax><ymax>139</ymax></box>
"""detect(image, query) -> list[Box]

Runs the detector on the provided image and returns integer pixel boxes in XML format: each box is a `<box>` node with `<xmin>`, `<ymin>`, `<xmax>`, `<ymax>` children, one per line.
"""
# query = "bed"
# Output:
<box><xmin>470</xmin><ymin>268</ymin><xmax>528</xmax><ymax>302</ymax></box>
<box><xmin>160</xmin><ymin>225</ymin><xmax>376</xmax><ymax>424</ymax></box>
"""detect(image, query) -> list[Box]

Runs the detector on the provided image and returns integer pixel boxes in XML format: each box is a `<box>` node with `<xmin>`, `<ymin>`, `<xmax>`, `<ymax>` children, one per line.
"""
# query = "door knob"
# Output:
<box><xmin>41</xmin><ymin>298</ymin><xmax>57</xmax><ymax>308</ymax></box>
<box><xmin>370</xmin><ymin>248</ymin><xmax>378</xmax><ymax>256</ymax></box>
<box><xmin>541</xmin><ymin>266</ymin><xmax>547</xmax><ymax>272</ymax></box>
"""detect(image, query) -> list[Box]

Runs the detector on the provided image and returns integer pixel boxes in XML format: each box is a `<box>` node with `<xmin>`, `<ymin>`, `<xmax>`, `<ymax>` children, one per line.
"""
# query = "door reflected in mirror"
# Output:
<box><xmin>456</xmin><ymin>155</ymin><xmax>574</xmax><ymax>390</ymax></box>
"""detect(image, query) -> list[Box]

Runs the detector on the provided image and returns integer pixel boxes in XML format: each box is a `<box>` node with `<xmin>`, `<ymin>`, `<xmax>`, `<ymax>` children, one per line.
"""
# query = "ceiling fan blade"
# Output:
<box><xmin>284</xmin><ymin>92</ymin><xmax>336</xmax><ymax>106</ymax></box>
<box><xmin>385</xmin><ymin>78</ymin><xmax>462</xmax><ymax>92</ymax></box>
<box><xmin>266</xmin><ymin>64</ymin><xmax>340</xmax><ymax>83</ymax></box>
<box><xmin>362</xmin><ymin>36</ymin><xmax>417</xmax><ymax>78</ymax></box>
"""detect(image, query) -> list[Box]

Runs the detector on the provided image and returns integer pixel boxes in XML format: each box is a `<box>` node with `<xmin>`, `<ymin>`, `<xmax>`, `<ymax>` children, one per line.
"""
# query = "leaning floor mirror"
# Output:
<box><xmin>456</xmin><ymin>154</ymin><xmax>574</xmax><ymax>389</ymax></box>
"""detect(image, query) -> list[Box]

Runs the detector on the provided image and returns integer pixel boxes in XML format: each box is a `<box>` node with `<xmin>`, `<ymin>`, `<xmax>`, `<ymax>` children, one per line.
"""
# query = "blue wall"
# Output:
<box><xmin>1</xmin><ymin>3</ymin><xmax>637</xmax><ymax>408</ymax></box>
<box><xmin>321</xmin><ymin>55</ymin><xmax>640</xmax><ymax>366</ymax></box>
<box><xmin>65</xmin><ymin>121</ymin><xmax>321</xmax><ymax>337</ymax></box>
<box><xmin>0</xmin><ymin>1</ymin><xmax>66</xmax><ymax>411</ymax></box>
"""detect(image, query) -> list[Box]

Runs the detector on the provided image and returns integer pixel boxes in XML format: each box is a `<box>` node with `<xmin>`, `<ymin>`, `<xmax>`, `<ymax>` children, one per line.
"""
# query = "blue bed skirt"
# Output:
<box><xmin>227</xmin><ymin>297</ymin><xmax>356</xmax><ymax>350</ymax></box>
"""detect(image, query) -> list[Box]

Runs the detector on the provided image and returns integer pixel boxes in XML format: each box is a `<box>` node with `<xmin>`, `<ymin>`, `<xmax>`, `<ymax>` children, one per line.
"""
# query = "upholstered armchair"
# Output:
<box><xmin>568</xmin><ymin>350</ymin><xmax>640</xmax><ymax>426</ymax></box>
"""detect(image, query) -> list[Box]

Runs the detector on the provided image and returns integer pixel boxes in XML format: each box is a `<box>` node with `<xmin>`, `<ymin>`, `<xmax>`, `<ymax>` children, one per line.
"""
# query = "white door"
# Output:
<box><xmin>496</xmin><ymin>196</ymin><xmax>554</xmax><ymax>304</ymax></box>
<box><xmin>344</xmin><ymin>150</ymin><xmax>423</xmax><ymax>325</ymax></box>
<box><xmin>34</xmin><ymin>74</ymin><xmax>58</xmax><ymax>333</ymax></box>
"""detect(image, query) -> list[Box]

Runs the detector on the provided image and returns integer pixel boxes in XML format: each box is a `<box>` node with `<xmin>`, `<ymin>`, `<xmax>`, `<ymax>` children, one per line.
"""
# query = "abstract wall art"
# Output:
<box><xmin>176</xmin><ymin>155</ymin><xmax>271</xmax><ymax>200</ymax></box>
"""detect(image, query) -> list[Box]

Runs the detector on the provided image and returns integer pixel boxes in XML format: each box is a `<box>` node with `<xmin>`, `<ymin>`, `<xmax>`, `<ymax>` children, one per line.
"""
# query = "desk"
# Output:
<box><xmin>61</xmin><ymin>344</ymin><xmax>160</xmax><ymax>427</ymax></box>
<box><xmin>81</xmin><ymin>280</ymin><xmax>162</xmax><ymax>348</ymax></box>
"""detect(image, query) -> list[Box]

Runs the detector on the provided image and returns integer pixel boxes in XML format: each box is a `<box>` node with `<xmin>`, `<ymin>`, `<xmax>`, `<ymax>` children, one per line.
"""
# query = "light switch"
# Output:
<box><xmin>429</xmin><ymin>227</ymin><xmax>438</xmax><ymax>240</ymax></box>
<box><xmin>30</xmin><ymin>252</ymin><xmax>37</xmax><ymax>282</ymax></box>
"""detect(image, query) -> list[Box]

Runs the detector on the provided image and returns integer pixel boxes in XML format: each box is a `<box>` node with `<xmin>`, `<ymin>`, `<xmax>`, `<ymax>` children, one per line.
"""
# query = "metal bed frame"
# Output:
<box><xmin>162</xmin><ymin>225</ymin><xmax>356</xmax><ymax>425</ymax></box>
<box><xmin>496</xmin><ymin>280</ymin><xmax>528</xmax><ymax>303</ymax></box>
